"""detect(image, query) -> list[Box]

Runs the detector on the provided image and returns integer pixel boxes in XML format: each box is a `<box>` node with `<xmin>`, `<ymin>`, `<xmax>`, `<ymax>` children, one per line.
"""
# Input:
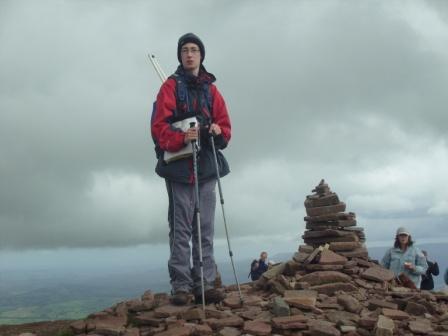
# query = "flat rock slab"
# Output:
<box><xmin>305</xmin><ymin>193</ymin><xmax>340</xmax><ymax>208</ymax></box>
<box><xmin>283</xmin><ymin>290</ymin><xmax>318</xmax><ymax>310</ymax></box>
<box><xmin>154</xmin><ymin>305</ymin><xmax>191</xmax><ymax>318</ymax></box>
<box><xmin>218</xmin><ymin>327</ymin><xmax>241</xmax><ymax>336</ymax></box>
<box><xmin>300</xmin><ymin>271</ymin><xmax>352</xmax><ymax>286</ymax></box>
<box><xmin>271</xmin><ymin>296</ymin><xmax>290</xmax><ymax>317</ymax></box>
<box><xmin>318</xmin><ymin>250</ymin><xmax>348</xmax><ymax>265</ymax></box>
<box><xmin>381</xmin><ymin>308</ymin><xmax>410</xmax><ymax>320</ymax></box>
<box><xmin>181</xmin><ymin>308</ymin><xmax>206</xmax><ymax>321</ymax></box>
<box><xmin>260</xmin><ymin>262</ymin><xmax>285</xmax><ymax>280</ymax></box>
<box><xmin>310</xmin><ymin>282</ymin><xmax>357</xmax><ymax>296</ymax></box>
<box><xmin>306</xmin><ymin>202</ymin><xmax>346</xmax><ymax>217</ymax></box>
<box><xmin>272</xmin><ymin>315</ymin><xmax>308</xmax><ymax>330</ymax></box>
<box><xmin>305</xmin><ymin>264</ymin><xmax>344</xmax><ymax>271</ymax></box>
<box><xmin>309</xmin><ymin>320</ymin><xmax>341</xmax><ymax>336</ymax></box>
<box><xmin>304</xmin><ymin>233</ymin><xmax>359</xmax><ymax>246</ymax></box>
<box><xmin>338</xmin><ymin>248</ymin><xmax>369</xmax><ymax>258</ymax></box>
<box><xmin>361</xmin><ymin>267</ymin><xmax>395</xmax><ymax>282</ymax></box>
<box><xmin>326</xmin><ymin>310</ymin><xmax>360</xmax><ymax>323</ymax></box>
<box><xmin>305</xmin><ymin>212</ymin><xmax>356</xmax><ymax>223</ymax></box>
<box><xmin>375</xmin><ymin>315</ymin><xmax>394</xmax><ymax>336</ymax></box>
<box><xmin>303</xmin><ymin>229</ymin><xmax>356</xmax><ymax>239</ymax></box>
<box><xmin>153</xmin><ymin>326</ymin><xmax>193</xmax><ymax>336</ymax></box>
<box><xmin>243</xmin><ymin>320</ymin><xmax>272</xmax><ymax>336</ymax></box>
<box><xmin>205</xmin><ymin>316</ymin><xmax>244</xmax><ymax>330</ymax></box>
<box><xmin>408</xmin><ymin>319</ymin><xmax>433</xmax><ymax>334</ymax></box>
<box><xmin>329</xmin><ymin>242</ymin><xmax>362</xmax><ymax>251</ymax></box>
<box><xmin>87</xmin><ymin>315</ymin><xmax>127</xmax><ymax>336</ymax></box>
<box><xmin>131</xmin><ymin>311</ymin><xmax>163</xmax><ymax>327</ymax></box>
<box><xmin>368</xmin><ymin>299</ymin><xmax>398</xmax><ymax>311</ymax></box>
<box><xmin>405</xmin><ymin>301</ymin><xmax>428</xmax><ymax>316</ymax></box>
<box><xmin>337</xmin><ymin>294</ymin><xmax>361</xmax><ymax>313</ymax></box>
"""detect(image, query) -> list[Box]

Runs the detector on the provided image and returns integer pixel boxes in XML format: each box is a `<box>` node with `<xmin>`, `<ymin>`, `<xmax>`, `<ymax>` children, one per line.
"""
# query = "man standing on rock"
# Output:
<box><xmin>151</xmin><ymin>33</ymin><xmax>231</xmax><ymax>305</ymax></box>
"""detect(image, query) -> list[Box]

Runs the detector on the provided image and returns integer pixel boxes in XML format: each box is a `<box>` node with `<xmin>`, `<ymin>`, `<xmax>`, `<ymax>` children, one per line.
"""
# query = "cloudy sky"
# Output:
<box><xmin>1</xmin><ymin>0</ymin><xmax>448</xmax><ymax>264</ymax></box>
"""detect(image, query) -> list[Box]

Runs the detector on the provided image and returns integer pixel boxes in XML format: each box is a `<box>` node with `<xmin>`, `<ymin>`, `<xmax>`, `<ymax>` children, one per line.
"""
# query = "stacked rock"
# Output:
<box><xmin>302</xmin><ymin>179</ymin><xmax>368</xmax><ymax>259</ymax></box>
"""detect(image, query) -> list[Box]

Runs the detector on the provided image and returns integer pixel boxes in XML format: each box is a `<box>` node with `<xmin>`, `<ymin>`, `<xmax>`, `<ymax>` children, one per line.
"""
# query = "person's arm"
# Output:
<box><xmin>209</xmin><ymin>85</ymin><xmax>231</xmax><ymax>149</ymax></box>
<box><xmin>151</xmin><ymin>79</ymin><xmax>187</xmax><ymax>152</ymax></box>
<box><xmin>412</xmin><ymin>250</ymin><xmax>428</xmax><ymax>275</ymax></box>
<box><xmin>381</xmin><ymin>249</ymin><xmax>392</xmax><ymax>269</ymax></box>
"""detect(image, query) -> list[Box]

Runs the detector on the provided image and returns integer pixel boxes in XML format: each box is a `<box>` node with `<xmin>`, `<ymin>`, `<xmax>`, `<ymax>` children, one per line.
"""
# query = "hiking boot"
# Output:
<box><xmin>170</xmin><ymin>291</ymin><xmax>190</xmax><ymax>306</ymax></box>
<box><xmin>195</xmin><ymin>288</ymin><xmax>225</xmax><ymax>305</ymax></box>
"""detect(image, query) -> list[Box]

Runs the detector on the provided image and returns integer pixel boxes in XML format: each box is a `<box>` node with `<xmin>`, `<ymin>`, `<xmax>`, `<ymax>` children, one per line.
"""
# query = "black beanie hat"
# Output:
<box><xmin>177</xmin><ymin>33</ymin><xmax>205</xmax><ymax>63</ymax></box>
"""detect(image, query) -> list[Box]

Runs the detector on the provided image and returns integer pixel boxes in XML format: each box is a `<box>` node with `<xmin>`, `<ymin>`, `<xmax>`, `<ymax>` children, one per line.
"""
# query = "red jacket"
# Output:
<box><xmin>152</xmin><ymin>70</ymin><xmax>231</xmax><ymax>153</ymax></box>
<box><xmin>151</xmin><ymin>66</ymin><xmax>231</xmax><ymax>183</ymax></box>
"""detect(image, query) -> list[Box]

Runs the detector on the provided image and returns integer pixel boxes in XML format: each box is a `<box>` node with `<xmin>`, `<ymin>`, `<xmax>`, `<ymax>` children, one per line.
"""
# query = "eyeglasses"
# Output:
<box><xmin>181</xmin><ymin>48</ymin><xmax>200</xmax><ymax>54</ymax></box>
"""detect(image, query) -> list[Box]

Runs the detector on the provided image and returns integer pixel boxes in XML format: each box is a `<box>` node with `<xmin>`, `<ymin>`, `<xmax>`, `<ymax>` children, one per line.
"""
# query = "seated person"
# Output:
<box><xmin>249</xmin><ymin>251</ymin><xmax>269</xmax><ymax>281</ymax></box>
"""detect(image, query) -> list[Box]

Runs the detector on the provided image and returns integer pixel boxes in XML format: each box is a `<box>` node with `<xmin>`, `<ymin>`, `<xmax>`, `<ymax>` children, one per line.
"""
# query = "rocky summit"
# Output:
<box><xmin>60</xmin><ymin>180</ymin><xmax>448</xmax><ymax>335</ymax></box>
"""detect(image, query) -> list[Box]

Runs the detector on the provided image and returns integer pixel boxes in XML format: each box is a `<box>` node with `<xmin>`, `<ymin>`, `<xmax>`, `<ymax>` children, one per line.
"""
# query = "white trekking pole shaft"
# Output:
<box><xmin>148</xmin><ymin>54</ymin><xmax>167</xmax><ymax>82</ymax></box>
<box><xmin>210</xmin><ymin>134</ymin><xmax>243</xmax><ymax>304</ymax></box>
<box><xmin>190</xmin><ymin>122</ymin><xmax>206</xmax><ymax>311</ymax></box>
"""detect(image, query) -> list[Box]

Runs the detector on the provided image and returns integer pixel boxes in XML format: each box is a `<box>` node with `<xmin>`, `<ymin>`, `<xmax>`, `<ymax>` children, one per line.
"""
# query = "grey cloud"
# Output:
<box><xmin>1</xmin><ymin>1</ymin><xmax>448</xmax><ymax>250</ymax></box>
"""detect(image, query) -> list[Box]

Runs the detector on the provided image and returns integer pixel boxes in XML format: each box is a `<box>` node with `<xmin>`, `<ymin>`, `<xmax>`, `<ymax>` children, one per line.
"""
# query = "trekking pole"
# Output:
<box><xmin>190</xmin><ymin>121</ymin><xmax>206</xmax><ymax>311</ymax></box>
<box><xmin>209</xmin><ymin>132</ymin><xmax>244</xmax><ymax>305</ymax></box>
<box><xmin>148</xmin><ymin>54</ymin><xmax>167</xmax><ymax>81</ymax></box>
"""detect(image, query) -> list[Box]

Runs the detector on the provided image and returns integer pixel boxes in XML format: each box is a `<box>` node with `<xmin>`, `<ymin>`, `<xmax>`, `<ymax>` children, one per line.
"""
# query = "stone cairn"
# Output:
<box><xmin>68</xmin><ymin>180</ymin><xmax>448</xmax><ymax>336</ymax></box>
<box><xmin>303</xmin><ymin>179</ymin><xmax>367</xmax><ymax>259</ymax></box>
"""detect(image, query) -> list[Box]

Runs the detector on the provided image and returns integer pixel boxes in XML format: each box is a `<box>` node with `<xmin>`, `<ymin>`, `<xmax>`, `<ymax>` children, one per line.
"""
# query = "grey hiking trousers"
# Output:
<box><xmin>166</xmin><ymin>179</ymin><xmax>217</xmax><ymax>294</ymax></box>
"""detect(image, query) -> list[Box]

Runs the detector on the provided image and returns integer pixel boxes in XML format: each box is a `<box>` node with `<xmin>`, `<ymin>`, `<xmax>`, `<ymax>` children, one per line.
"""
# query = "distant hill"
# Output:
<box><xmin>1</xmin><ymin>242</ymin><xmax>446</xmax><ymax>325</ymax></box>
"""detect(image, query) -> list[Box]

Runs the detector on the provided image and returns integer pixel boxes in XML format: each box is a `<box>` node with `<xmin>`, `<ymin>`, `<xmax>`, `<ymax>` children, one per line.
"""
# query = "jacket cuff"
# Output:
<box><xmin>213</xmin><ymin>133</ymin><xmax>228</xmax><ymax>149</ymax></box>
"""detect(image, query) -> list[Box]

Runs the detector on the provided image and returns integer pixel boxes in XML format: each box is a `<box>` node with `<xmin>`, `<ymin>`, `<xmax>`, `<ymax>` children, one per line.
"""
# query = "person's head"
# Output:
<box><xmin>177</xmin><ymin>33</ymin><xmax>205</xmax><ymax>75</ymax></box>
<box><xmin>260</xmin><ymin>251</ymin><xmax>268</xmax><ymax>261</ymax></box>
<box><xmin>394</xmin><ymin>227</ymin><xmax>414</xmax><ymax>248</ymax></box>
<box><xmin>422</xmin><ymin>250</ymin><xmax>428</xmax><ymax>258</ymax></box>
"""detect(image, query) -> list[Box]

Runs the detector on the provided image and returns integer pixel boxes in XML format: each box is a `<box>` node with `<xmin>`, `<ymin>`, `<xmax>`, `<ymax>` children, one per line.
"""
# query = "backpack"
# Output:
<box><xmin>151</xmin><ymin>74</ymin><xmax>213</xmax><ymax>159</ymax></box>
<box><xmin>248</xmin><ymin>259</ymin><xmax>258</xmax><ymax>280</ymax></box>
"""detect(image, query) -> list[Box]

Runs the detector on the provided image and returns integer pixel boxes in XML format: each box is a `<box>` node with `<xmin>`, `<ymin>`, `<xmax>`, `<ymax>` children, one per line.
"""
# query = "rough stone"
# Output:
<box><xmin>375</xmin><ymin>315</ymin><xmax>394</xmax><ymax>336</ymax></box>
<box><xmin>206</xmin><ymin>316</ymin><xmax>244</xmax><ymax>330</ymax></box>
<box><xmin>284</xmin><ymin>290</ymin><xmax>317</xmax><ymax>310</ymax></box>
<box><xmin>87</xmin><ymin>315</ymin><xmax>126</xmax><ymax>336</ymax></box>
<box><xmin>326</xmin><ymin>310</ymin><xmax>360</xmax><ymax>323</ymax></box>
<box><xmin>405</xmin><ymin>301</ymin><xmax>428</xmax><ymax>316</ymax></box>
<box><xmin>271</xmin><ymin>315</ymin><xmax>308</xmax><ymax>330</ymax></box>
<box><xmin>153</xmin><ymin>326</ymin><xmax>193</xmax><ymax>336</ymax></box>
<box><xmin>154</xmin><ymin>305</ymin><xmax>190</xmax><ymax>318</ymax></box>
<box><xmin>260</xmin><ymin>263</ymin><xmax>285</xmax><ymax>280</ymax></box>
<box><xmin>300</xmin><ymin>271</ymin><xmax>352</xmax><ymax>286</ymax></box>
<box><xmin>123</xmin><ymin>328</ymin><xmax>140</xmax><ymax>336</ymax></box>
<box><xmin>181</xmin><ymin>308</ymin><xmax>206</xmax><ymax>321</ymax></box>
<box><xmin>218</xmin><ymin>327</ymin><xmax>241</xmax><ymax>336</ymax></box>
<box><xmin>329</xmin><ymin>242</ymin><xmax>362</xmax><ymax>251</ymax></box>
<box><xmin>132</xmin><ymin>311</ymin><xmax>163</xmax><ymax>327</ymax></box>
<box><xmin>306</xmin><ymin>264</ymin><xmax>345</xmax><ymax>271</ymax></box>
<box><xmin>408</xmin><ymin>319</ymin><xmax>433</xmax><ymax>334</ymax></box>
<box><xmin>337</xmin><ymin>294</ymin><xmax>361</xmax><ymax>313</ymax></box>
<box><xmin>305</xmin><ymin>193</ymin><xmax>340</xmax><ymax>208</ymax></box>
<box><xmin>306</xmin><ymin>202</ymin><xmax>346</xmax><ymax>217</ymax></box>
<box><xmin>381</xmin><ymin>308</ymin><xmax>410</xmax><ymax>320</ymax></box>
<box><xmin>361</xmin><ymin>267</ymin><xmax>395</xmax><ymax>283</ymax></box>
<box><xmin>310</xmin><ymin>282</ymin><xmax>357</xmax><ymax>295</ymax></box>
<box><xmin>309</xmin><ymin>319</ymin><xmax>341</xmax><ymax>336</ymax></box>
<box><xmin>319</xmin><ymin>249</ymin><xmax>348</xmax><ymax>265</ymax></box>
<box><xmin>243</xmin><ymin>320</ymin><xmax>272</xmax><ymax>336</ymax></box>
<box><xmin>368</xmin><ymin>299</ymin><xmax>398</xmax><ymax>311</ymax></box>
<box><xmin>272</xmin><ymin>296</ymin><xmax>290</xmax><ymax>317</ymax></box>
